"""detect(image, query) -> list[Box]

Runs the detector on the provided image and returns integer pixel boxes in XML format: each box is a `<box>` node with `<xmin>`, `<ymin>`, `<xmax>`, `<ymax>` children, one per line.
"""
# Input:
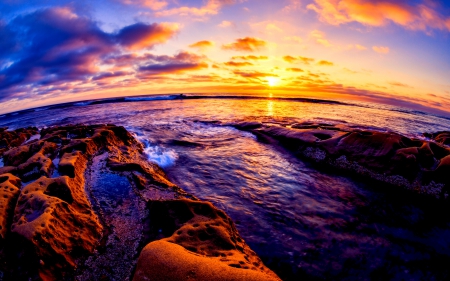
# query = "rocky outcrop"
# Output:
<box><xmin>134</xmin><ymin>199</ymin><xmax>280</xmax><ymax>281</ymax></box>
<box><xmin>231</xmin><ymin>121</ymin><xmax>450</xmax><ymax>198</ymax></box>
<box><xmin>0</xmin><ymin>125</ymin><xmax>279</xmax><ymax>281</ymax></box>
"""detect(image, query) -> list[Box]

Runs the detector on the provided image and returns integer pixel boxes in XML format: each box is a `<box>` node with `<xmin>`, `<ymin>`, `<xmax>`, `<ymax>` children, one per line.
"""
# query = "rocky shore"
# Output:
<box><xmin>0</xmin><ymin>125</ymin><xmax>280</xmax><ymax>281</ymax></box>
<box><xmin>228</xmin><ymin>121</ymin><xmax>450</xmax><ymax>199</ymax></box>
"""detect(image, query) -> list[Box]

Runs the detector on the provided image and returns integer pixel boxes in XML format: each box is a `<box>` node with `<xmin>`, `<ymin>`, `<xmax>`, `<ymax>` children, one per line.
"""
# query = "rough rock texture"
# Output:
<box><xmin>0</xmin><ymin>124</ymin><xmax>278</xmax><ymax>281</ymax></box>
<box><xmin>0</xmin><ymin>174</ymin><xmax>21</xmax><ymax>239</ymax></box>
<box><xmin>231</xmin><ymin>121</ymin><xmax>450</xmax><ymax>198</ymax></box>
<box><xmin>0</xmin><ymin>127</ymin><xmax>39</xmax><ymax>157</ymax></box>
<box><xmin>134</xmin><ymin>199</ymin><xmax>280</xmax><ymax>281</ymax></box>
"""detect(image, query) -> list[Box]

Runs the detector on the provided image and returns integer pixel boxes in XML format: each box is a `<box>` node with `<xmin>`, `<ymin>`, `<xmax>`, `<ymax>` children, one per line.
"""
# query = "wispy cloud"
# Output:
<box><xmin>222</xmin><ymin>37</ymin><xmax>267</xmax><ymax>52</ymax></box>
<box><xmin>372</xmin><ymin>46</ymin><xmax>390</xmax><ymax>54</ymax></box>
<box><xmin>189</xmin><ymin>40</ymin><xmax>215</xmax><ymax>51</ymax></box>
<box><xmin>307</xmin><ymin>0</ymin><xmax>450</xmax><ymax>33</ymax></box>
<box><xmin>283</xmin><ymin>56</ymin><xmax>315</xmax><ymax>64</ymax></box>
<box><xmin>231</xmin><ymin>55</ymin><xmax>268</xmax><ymax>60</ymax></box>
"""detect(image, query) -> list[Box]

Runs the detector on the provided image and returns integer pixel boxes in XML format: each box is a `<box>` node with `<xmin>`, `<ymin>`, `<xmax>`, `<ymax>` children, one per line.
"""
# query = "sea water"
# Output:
<box><xmin>1</xmin><ymin>95</ymin><xmax>450</xmax><ymax>280</ymax></box>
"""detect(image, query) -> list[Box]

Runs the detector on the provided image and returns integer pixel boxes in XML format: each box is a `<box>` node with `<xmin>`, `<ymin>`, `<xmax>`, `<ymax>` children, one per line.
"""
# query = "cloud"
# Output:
<box><xmin>222</xmin><ymin>37</ymin><xmax>267</xmax><ymax>52</ymax></box>
<box><xmin>283</xmin><ymin>56</ymin><xmax>315</xmax><ymax>64</ymax></box>
<box><xmin>284</xmin><ymin>36</ymin><xmax>303</xmax><ymax>43</ymax></box>
<box><xmin>121</xmin><ymin>0</ymin><xmax>168</xmax><ymax>10</ymax></box>
<box><xmin>218</xmin><ymin>20</ymin><xmax>233</xmax><ymax>27</ymax></box>
<box><xmin>0</xmin><ymin>7</ymin><xmax>180</xmax><ymax>101</ymax></box>
<box><xmin>138</xmin><ymin>52</ymin><xmax>208</xmax><ymax>74</ymax></box>
<box><xmin>233</xmin><ymin>71</ymin><xmax>278</xmax><ymax>79</ymax></box>
<box><xmin>307</xmin><ymin>0</ymin><xmax>450</xmax><ymax>33</ymax></box>
<box><xmin>116</xmin><ymin>22</ymin><xmax>179</xmax><ymax>50</ymax></box>
<box><xmin>189</xmin><ymin>40</ymin><xmax>214</xmax><ymax>50</ymax></box>
<box><xmin>155</xmin><ymin>0</ymin><xmax>237</xmax><ymax>18</ymax></box>
<box><xmin>388</xmin><ymin>81</ymin><xmax>413</xmax><ymax>88</ymax></box>
<box><xmin>372</xmin><ymin>45</ymin><xmax>390</xmax><ymax>54</ymax></box>
<box><xmin>224</xmin><ymin>61</ymin><xmax>254</xmax><ymax>67</ymax></box>
<box><xmin>355</xmin><ymin>44</ymin><xmax>367</xmax><ymax>50</ymax></box>
<box><xmin>231</xmin><ymin>55</ymin><xmax>268</xmax><ymax>60</ymax></box>
<box><xmin>310</xmin><ymin>30</ymin><xmax>332</xmax><ymax>47</ymax></box>
<box><xmin>317</xmin><ymin>60</ymin><xmax>334</xmax><ymax>66</ymax></box>
<box><xmin>286</xmin><ymin>68</ymin><xmax>304</xmax><ymax>72</ymax></box>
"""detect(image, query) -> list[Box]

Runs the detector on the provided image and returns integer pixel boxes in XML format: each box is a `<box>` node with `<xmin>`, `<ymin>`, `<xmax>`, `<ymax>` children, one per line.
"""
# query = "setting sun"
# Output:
<box><xmin>267</xmin><ymin>77</ymin><xmax>280</xmax><ymax>87</ymax></box>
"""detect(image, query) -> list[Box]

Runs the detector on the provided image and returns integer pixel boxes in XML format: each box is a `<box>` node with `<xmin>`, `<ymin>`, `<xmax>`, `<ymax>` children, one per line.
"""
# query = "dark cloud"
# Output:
<box><xmin>0</xmin><ymin>7</ymin><xmax>178</xmax><ymax>101</ymax></box>
<box><xmin>138</xmin><ymin>52</ymin><xmax>208</xmax><ymax>74</ymax></box>
<box><xmin>115</xmin><ymin>22</ymin><xmax>178</xmax><ymax>50</ymax></box>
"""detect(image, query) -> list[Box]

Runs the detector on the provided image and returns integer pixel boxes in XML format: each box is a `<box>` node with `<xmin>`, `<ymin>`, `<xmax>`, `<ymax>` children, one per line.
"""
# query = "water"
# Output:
<box><xmin>1</xmin><ymin>95</ymin><xmax>450</xmax><ymax>280</ymax></box>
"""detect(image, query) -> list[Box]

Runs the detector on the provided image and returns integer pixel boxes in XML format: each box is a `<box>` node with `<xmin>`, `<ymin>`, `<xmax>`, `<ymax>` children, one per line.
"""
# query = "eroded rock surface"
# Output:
<box><xmin>134</xmin><ymin>199</ymin><xmax>281</xmax><ymax>281</ymax></box>
<box><xmin>0</xmin><ymin>125</ymin><xmax>279</xmax><ymax>281</ymax></box>
<box><xmin>230</xmin><ymin>121</ymin><xmax>450</xmax><ymax>198</ymax></box>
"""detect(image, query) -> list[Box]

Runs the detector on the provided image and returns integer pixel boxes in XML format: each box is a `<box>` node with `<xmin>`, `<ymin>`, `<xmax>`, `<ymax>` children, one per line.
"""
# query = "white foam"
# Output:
<box><xmin>143</xmin><ymin>145</ymin><xmax>178</xmax><ymax>168</ymax></box>
<box><xmin>133</xmin><ymin>133</ymin><xmax>178</xmax><ymax>168</ymax></box>
<box><xmin>73</xmin><ymin>101</ymin><xmax>93</xmax><ymax>106</ymax></box>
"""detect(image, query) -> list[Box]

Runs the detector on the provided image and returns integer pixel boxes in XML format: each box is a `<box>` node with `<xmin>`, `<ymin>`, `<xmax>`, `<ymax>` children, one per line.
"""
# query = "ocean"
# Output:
<box><xmin>1</xmin><ymin>94</ymin><xmax>450</xmax><ymax>280</ymax></box>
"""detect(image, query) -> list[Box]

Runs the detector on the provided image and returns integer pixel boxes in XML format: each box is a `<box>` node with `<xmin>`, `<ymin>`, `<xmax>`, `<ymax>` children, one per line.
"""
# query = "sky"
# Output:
<box><xmin>0</xmin><ymin>0</ymin><xmax>449</xmax><ymax>115</ymax></box>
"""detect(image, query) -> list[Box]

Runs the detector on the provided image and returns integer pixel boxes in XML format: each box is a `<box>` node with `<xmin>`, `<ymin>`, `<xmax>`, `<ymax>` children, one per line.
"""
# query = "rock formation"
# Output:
<box><xmin>0</xmin><ymin>124</ymin><xmax>280</xmax><ymax>281</ymax></box>
<box><xmin>230</xmin><ymin>121</ymin><xmax>450</xmax><ymax>198</ymax></box>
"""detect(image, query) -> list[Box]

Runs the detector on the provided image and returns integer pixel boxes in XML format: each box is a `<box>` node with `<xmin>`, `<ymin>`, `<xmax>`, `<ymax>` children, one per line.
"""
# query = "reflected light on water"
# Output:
<box><xmin>267</xmin><ymin>101</ymin><xmax>273</xmax><ymax>116</ymax></box>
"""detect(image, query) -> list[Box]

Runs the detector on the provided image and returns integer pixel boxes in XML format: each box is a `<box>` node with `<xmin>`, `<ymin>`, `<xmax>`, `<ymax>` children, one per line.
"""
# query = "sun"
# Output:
<box><xmin>266</xmin><ymin>77</ymin><xmax>280</xmax><ymax>87</ymax></box>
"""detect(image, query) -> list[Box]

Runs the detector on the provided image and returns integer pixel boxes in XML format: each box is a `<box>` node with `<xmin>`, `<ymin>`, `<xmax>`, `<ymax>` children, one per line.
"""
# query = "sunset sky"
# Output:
<box><xmin>0</xmin><ymin>0</ymin><xmax>449</xmax><ymax>115</ymax></box>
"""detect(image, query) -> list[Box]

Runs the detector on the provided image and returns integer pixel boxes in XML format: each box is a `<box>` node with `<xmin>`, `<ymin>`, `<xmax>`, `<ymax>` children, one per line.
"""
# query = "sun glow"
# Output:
<box><xmin>266</xmin><ymin>77</ymin><xmax>280</xmax><ymax>87</ymax></box>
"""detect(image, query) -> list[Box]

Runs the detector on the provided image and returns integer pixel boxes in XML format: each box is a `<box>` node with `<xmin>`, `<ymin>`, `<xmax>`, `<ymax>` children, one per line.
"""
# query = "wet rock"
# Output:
<box><xmin>232</xmin><ymin>121</ymin><xmax>450</xmax><ymax>198</ymax></box>
<box><xmin>134</xmin><ymin>199</ymin><xmax>280</xmax><ymax>281</ymax></box>
<box><xmin>0</xmin><ymin>124</ymin><xmax>279</xmax><ymax>281</ymax></box>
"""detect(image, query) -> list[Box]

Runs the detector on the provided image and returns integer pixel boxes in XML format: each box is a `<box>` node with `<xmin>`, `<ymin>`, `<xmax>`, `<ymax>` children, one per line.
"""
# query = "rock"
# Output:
<box><xmin>134</xmin><ymin>199</ymin><xmax>280</xmax><ymax>281</ymax></box>
<box><xmin>0</xmin><ymin>124</ymin><xmax>279</xmax><ymax>281</ymax></box>
<box><xmin>133</xmin><ymin>240</ymin><xmax>279</xmax><ymax>281</ymax></box>
<box><xmin>11</xmin><ymin>175</ymin><xmax>103</xmax><ymax>280</ymax></box>
<box><xmin>232</xmin><ymin>121</ymin><xmax>450</xmax><ymax>198</ymax></box>
<box><xmin>0</xmin><ymin>174</ymin><xmax>21</xmax><ymax>239</ymax></box>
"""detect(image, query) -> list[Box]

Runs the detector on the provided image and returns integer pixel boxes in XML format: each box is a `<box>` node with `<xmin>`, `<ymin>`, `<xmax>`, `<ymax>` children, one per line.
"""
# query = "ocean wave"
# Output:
<box><xmin>124</xmin><ymin>95</ymin><xmax>179</xmax><ymax>102</ymax></box>
<box><xmin>132</xmin><ymin>133</ymin><xmax>179</xmax><ymax>168</ymax></box>
<box><xmin>73</xmin><ymin>101</ymin><xmax>94</xmax><ymax>106</ymax></box>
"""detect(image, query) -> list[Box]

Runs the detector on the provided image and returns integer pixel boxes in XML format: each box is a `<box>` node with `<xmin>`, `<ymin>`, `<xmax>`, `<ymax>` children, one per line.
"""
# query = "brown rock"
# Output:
<box><xmin>11</xmin><ymin>176</ymin><xmax>103</xmax><ymax>280</ymax></box>
<box><xmin>134</xmin><ymin>199</ymin><xmax>280</xmax><ymax>281</ymax></box>
<box><xmin>0</xmin><ymin>174</ymin><xmax>21</xmax><ymax>239</ymax></box>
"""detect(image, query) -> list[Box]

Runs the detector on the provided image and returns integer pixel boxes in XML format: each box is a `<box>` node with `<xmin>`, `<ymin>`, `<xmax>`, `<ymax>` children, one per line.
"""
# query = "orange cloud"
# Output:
<box><xmin>117</xmin><ymin>22</ymin><xmax>179</xmax><ymax>50</ymax></box>
<box><xmin>310</xmin><ymin>30</ymin><xmax>332</xmax><ymax>47</ymax></box>
<box><xmin>233</xmin><ymin>71</ymin><xmax>278</xmax><ymax>79</ymax></box>
<box><xmin>307</xmin><ymin>0</ymin><xmax>450</xmax><ymax>33</ymax></box>
<box><xmin>286</xmin><ymin>68</ymin><xmax>304</xmax><ymax>72</ymax></box>
<box><xmin>224</xmin><ymin>61</ymin><xmax>254</xmax><ymax>67</ymax></box>
<box><xmin>189</xmin><ymin>40</ymin><xmax>214</xmax><ymax>50</ymax></box>
<box><xmin>388</xmin><ymin>81</ymin><xmax>413</xmax><ymax>88</ymax></box>
<box><xmin>231</xmin><ymin>55</ymin><xmax>268</xmax><ymax>60</ymax></box>
<box><xmin>283</xmin><ymin>55</ymin><xmax>315</xmax><ymax>64</ymax></box>
<box><xmin>317</xmin><ymin>60</ymin><xmax>334</xmax><ymax>66</ymax></box>
<box><xmin>372</xmin><ymin>46</ymin><xmax>390</xmax><ymax>54</ymax></box>
<box><xmin>222</xmin><ymin>37</ymin><xmax>267</xmax><ymax>52</ymax></box>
